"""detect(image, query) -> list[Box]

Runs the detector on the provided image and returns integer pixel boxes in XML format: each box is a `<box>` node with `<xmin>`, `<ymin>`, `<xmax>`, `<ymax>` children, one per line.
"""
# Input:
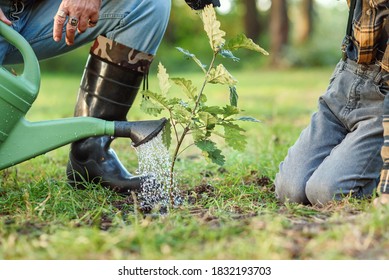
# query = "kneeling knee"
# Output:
<box><xmin>144</xmin><ymin>0</ymin><xmax>171</xmax><ymax>22</ymax></box>
<box><xmin>305</xmin><ymin>181</ymin><xmax>338</xmax><ymax>205</ymax></box>
<box><xmin>274</xmin><ymin>175</ymin><xmax>310</xmax><ymax>204</ymax></box>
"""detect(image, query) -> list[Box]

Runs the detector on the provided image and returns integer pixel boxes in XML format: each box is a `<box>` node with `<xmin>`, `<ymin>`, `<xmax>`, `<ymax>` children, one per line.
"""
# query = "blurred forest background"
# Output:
<box><xmin>40</xmin><ymin>0</ymin><xmax>348</xmax><ymax>74</ymax></box>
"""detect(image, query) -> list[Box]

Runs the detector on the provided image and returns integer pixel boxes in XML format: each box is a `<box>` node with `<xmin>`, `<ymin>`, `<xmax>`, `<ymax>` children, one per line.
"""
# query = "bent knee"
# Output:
<box><xmin>305</xmin><ymin>180</ymin><xmax>339</xmax><ymax>205</ymax></box>
<box><xmin>274</xmin><ymin>173</ymin><xmax>310</xmax><ymax>204</ymax></box>
<box><xmin>143</xmin><ymin>0</ymin><xmax>171</xmax><ymax>22</ymax></box>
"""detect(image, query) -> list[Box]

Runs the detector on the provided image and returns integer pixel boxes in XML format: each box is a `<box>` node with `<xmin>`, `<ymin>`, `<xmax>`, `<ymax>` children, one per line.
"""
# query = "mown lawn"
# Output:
<box><xmin>1</xmin><ymin>66</ymin><xmax>389</xmax><ymax>259</ymax></box>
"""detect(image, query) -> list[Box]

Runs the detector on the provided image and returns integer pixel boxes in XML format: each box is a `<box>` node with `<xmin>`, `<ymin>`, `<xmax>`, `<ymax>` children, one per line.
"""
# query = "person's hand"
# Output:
<box><xmin>0</xmin><ymin>8</ymin><xmax>12</xmax><ymax>26</ymax></box>
<box><xmin>373</xmin><ymin>193</ymin><xmax>389</xmax><ymax>207</ymax></box>
<box><xmin>53</xmin><ymin>0</ymin><xmax>101</xmax><ymax>45</ymax></box>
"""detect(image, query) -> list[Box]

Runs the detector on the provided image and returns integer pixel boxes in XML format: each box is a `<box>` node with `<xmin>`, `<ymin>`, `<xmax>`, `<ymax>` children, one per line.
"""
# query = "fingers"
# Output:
<box><xmin>53</xmin><ymin>4</ymin><xmax>79</xmax><ymax>45</ymax></box>
<box><xmin>65</xmin><ymin>16</ymin><xmax>79</xmax><ymax>45</ymax></box>
<box><xmin>87</xmin><ymin>12</ymin><xmax>99</xmax><ymax>28</ymax></box>
<box><xmin>53</xmin><ymin>8</ymin><xmax>67</xmax><ymax>42</ymax></box>
<box><xmin>52</xmin><ymin>1</ymin><xmax>100</xmax><ymax>45</ymax></box>
<box><xmin>77</xmin><ymin>15</ymin><xmax>89</xmax><ymax>33</ymax></box>
<box><xmin>76</xmin><ymin>12</ymin><xmax>99</xmax><ymax>35</ymax></box>
<box><xmin>0</xmin><ymin>8</ymin><xmax>12</xmax><ymax>26</ymax></box>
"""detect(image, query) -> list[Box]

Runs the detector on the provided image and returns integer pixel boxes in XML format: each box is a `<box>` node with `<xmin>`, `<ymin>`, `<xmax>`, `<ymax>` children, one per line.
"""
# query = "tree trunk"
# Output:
<box><xmin>270</xmin><ymin>0</ymin><xmax>289</xmax><ymax>67</ymax></box>
<box><xmin>243</xmin><ymin>0</ymin><xmax>261</xmax><ymax>41</ymax></box>
<box><xmin>297</xmin><ymin>0</ymin><xmax>314</xmax><ymax>44</ymax></box>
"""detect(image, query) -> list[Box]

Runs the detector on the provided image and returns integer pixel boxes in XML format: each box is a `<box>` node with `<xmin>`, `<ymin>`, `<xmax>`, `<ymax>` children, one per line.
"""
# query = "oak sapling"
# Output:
<box><xmin>140</xmin><ymin>5</ymin><xmax>268</xmax><ymax>205</ymax></box>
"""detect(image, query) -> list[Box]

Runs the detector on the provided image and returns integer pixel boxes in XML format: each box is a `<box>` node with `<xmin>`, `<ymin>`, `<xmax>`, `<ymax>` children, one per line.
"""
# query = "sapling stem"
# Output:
<box><xmin>168</xmin><ymin>52</ymin><xmax>218</xmax><ymax>205</ymax></box>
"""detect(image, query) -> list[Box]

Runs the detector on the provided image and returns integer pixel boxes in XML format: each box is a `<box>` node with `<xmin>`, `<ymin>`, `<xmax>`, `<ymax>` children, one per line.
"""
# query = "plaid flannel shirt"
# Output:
<box><xmin>346</xmin><ymin>0</ymin><xmax>389</xmax><ymax>71</ymax></box>
<box><xmin>344</xmin><ymin>0</ymin><xmax>389</xmax><ymax>195</ymax></box>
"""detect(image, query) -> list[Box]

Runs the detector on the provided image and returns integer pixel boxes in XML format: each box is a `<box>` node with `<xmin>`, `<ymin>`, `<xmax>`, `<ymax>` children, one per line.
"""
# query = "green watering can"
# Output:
<box><xmin>0</xmin><ymin>21</ymin><xmax>166</xmax><ymax>170</ymax></box>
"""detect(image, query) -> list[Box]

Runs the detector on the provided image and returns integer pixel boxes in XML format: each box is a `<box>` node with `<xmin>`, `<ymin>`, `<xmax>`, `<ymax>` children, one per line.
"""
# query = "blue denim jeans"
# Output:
<box><xmin>275</xmin><ymin>59</ymin><xmax>388</xmax><ymax>205</ymax></box>
<box><xmin>0</xmin><ymin>0</ymin><xmax>171</xmax><ymax>64</ymax></box>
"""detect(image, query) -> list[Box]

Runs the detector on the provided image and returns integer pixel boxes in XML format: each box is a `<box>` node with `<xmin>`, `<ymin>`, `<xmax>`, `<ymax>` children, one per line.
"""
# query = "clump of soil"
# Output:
<box><xmin>243</xmin><ymin>170</ymin><xmax>273</xmax><ymax>189</ymax></box>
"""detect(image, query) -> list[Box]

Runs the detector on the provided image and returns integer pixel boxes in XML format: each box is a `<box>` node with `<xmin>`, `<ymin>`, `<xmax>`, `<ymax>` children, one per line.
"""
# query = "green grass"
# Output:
<box><xmin>2</xmin><ymin>67</ymin><xmax>389</xmax><ymax>260</ymax></box>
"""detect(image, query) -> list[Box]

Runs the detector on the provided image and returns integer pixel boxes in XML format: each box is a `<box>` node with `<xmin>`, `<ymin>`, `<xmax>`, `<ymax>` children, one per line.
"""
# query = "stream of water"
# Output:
<box><xmin>134</xmin><ymin>132</ymin><xmax>181</xmax><ymax>213</ymax></box>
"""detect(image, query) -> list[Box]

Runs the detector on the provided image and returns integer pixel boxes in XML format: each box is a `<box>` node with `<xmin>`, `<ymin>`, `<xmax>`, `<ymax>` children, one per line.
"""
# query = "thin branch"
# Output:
<box><xmin>177</xmin><ymin>143</ymin><xmax>196</xmax><ymax>157</ymax></box>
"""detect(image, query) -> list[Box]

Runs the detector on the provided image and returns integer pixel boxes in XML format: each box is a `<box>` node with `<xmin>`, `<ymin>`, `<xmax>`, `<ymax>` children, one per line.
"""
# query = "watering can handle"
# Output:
<box><xmin>0</xmin><ymin>21</ymin><xmax>40</xmax><ymax>99</ymax></box>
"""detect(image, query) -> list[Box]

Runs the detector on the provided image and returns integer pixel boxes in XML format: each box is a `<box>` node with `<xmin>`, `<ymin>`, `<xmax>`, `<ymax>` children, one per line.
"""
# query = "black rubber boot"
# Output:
<box><xmin>67</xmin><ymin>54</ymin><xmax>144</xmax><ymax>194</ymax></box>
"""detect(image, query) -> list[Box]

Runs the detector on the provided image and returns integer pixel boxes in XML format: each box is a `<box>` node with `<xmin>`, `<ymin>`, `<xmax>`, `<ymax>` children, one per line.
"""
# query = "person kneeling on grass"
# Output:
<box><xmin>274</xmin><ymin>0</ymin><xmax>389</xmax><ymax>207</ymax></box>
<box><xmin>0</xmin><ymin>0</ymin><xmax>171</xmax><ymax>194</ymax></box>
<box><xmin>0</xmin><ymin>0</ymin><xmax>220</xmax><ymax>194</ymax></box>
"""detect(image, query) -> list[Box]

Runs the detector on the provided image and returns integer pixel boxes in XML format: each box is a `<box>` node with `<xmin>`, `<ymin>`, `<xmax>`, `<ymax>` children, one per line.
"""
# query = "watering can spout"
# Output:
<box><xmin>115</xmin><ymin>118</ymin><xmax>167</xmax><ymax>147</ymax></box>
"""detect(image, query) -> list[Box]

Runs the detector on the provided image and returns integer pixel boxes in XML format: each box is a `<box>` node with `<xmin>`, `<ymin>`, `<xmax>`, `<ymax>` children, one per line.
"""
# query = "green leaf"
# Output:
<box><xmin>202</xmin><ymin>106</ymin><xmax>224</xmax><ymax>115</ymax></box>
<box><xmin>225</xmin><ymin>33</ymin><xmax>269</xmax><ymax>55</ymax></box>
<box><xmin>237</xmin><ymin>116</ymin><xmax>261</xmax><ymax>123</ymax></box>
<box><xmin>162</xmin><ymin>119</ymin><xmax>172</xmax><ymax>149</ymax></box>
<box><xmin>142</xmin><ymin>89</ymin><xmax>169</xmax><ymax>108</ymax></box>
<box><xmin>140</xmin><ymin>93</ymin><xmax>163</xmax><ymax>116</ymax></box>
<box><xmin>166</xmin><ymin>97</ymin><xmax>182</xmax><ymax>107</ymax></box>
<box><xmin>191</xmin><ymin>127</ymin><xmax>207</xmax><ymax>143</ymax></box>
<box><xmin>158</xmin><ymin>63</ymin><xmax>171</xmax><ymax>96</ymax></box>
<box><xmin>201</xmin><ymin>5</ymin><xmax>226</xmax><ymax>51</ymax></box>
<box><xmin>172</xmin><ymin>103</ymin><xmax>192</xmax><ymax>123</ymax></box>
<box><xmin>195</xmin><ymin>139</ymin><xmax>225</xmax><ymax>166</ymax></box>
<box><xmin>220</xmin><ymin>49</ymin><xmax>240</xmax><ymax>62</ymax></box>
<box><xmin>229</xmin><ymin>86</ymin><xmax>238</xmax><ymax>107</ymax></box>
<box><xmin>199</xmin><ymin>111</ymin><xmax>218</xmax><ymax>129</ymax></box>
<box><xmin>171</xmin><ymin>78</ymin><xmax>197</xmax><ymax>101</ymax></box>
<box><xmin>207</xmin><ymin>64</ymin><xmax>237</xmax><ymax>86</ymax></box>
<box><xmin>223</xmin><ymin>105</ymin><xmax>240</xmax><ymax>117</ymax></box>
<box><xmin>176</xmin><ymin>47</ymin><xmax>207</xmax><ymax>72</ymax></box>
<box><xmin>176</xmin><ymin>47</ymin><xmax>195</xmax><ymax>58</ymax></box>
<box><xmin>195</xmin><ymin>139</ymin><xmax>217</xmax><ymax>152</ymax></box>
<box><xmin>199</xmin><ymin>93</ymin><xmax>208</xmax><ymax>103</ymax></box>
<box><xmin>222</xmin><ymin>123</ymin><xmax>247</xmax><ymax>152</ymax></box>
<box><xmin>206</xmin><ymin>148</ymin><xmax>225</xmax><ymax>166</ymax></box>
